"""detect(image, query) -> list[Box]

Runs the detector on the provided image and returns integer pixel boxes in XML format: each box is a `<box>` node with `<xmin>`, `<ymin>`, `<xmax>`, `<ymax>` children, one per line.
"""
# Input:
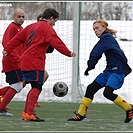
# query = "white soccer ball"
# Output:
<box><xmin>53</xmin><ymin>81</ymin><xmax>68</xmax><ymax>97</ymax></box>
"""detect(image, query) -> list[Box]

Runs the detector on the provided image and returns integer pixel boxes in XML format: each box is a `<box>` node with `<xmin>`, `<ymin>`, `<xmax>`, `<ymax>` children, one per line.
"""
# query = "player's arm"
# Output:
<box><xmin>3</xmin><ymin>30</ymin><xmax>25</xmax><ymax>55</ymax></box>
<box><xmin>46</xmin><ymin>28</ymin><xmax>75</xmax><ymax>57</ymax></box>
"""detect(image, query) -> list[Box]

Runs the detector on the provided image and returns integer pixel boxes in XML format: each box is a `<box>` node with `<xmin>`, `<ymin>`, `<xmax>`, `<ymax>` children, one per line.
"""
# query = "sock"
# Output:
<box><xmin>0</xmin><ymin>86</ymin><xmax>10</xmax><ymax>95</ymax></box>
<box><xmin>23</xmin><ymin>89</ymin><xmax>30</xmax><ymax>113</ymax></box>
<box><xmin>114</xmin><ymin>96</ymin><xmax>132</xmax><ymax>111</ymax></box>
<box><xmin>26</xmin><ymin>88</ymin><xmax>40</xmax><ymax>115</ymax></box>
<box><xmin>78</xmin><ymin>97</ymin><xmax>92</xmax><ymax>116</ymax></box>
<box><xmin>0</xmin><ymin>88</ymin><xmax>17</xmax><ymax>110</ymax></box>
<box><xmin>24</xmin><ymin>90</ymin><xmax>40</xmax><ymax>113</ymax></box>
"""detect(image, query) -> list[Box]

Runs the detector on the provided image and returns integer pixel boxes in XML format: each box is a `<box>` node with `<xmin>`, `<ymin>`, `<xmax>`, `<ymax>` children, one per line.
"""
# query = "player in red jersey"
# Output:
<box><xmin>0</xmin><ymin>8</ymin><xmax>25</xmax><ymax>116</ymax></box>
<box><xmin>35</xmin><ymin>13</ymin><xmax>55</xmax><ymax>107</ymax></box>
<box><xmin>3</xmin><ymin>8</ymin><xmax>76</xmax><ymax>122</ymax></box>
<box><xmin>0</xmin><ymin>9</ymin><xmax>41</xmax><ymax>111</ymax></box>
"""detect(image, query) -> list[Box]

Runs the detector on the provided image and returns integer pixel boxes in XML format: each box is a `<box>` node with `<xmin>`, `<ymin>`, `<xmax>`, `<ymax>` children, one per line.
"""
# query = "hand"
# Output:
<box><xmin>84</xmin><ymin>68</ymin><xmax>89</xmax><ymax>76</ymax></box>
<box><xmin>2</xmin><ymin>50</ymin><xmax>8</xmax><ymax>56</ymax></box>
<box><xmin>70</xmin><ymin>52</ymin><xmax>76</xmax><ymax>57</ymax></box>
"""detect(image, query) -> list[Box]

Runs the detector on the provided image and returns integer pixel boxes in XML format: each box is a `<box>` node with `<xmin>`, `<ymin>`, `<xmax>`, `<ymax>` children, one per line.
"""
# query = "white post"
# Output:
<box><xmin>72</xmin><ymin>2</ymin><xmax>80</xmax><ymax>102</ymax></box>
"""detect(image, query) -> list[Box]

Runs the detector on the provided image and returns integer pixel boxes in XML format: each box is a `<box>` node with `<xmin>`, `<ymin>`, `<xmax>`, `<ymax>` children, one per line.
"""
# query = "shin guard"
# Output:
<box><xmin>114</xmin><ymin>96</ymin><xmax>132</xmax><ymax>111</ymax></box>
<box><xmin>78</xmin><ymin>97</ymin><xmax>92</xmax><ymax>116</ymax></box>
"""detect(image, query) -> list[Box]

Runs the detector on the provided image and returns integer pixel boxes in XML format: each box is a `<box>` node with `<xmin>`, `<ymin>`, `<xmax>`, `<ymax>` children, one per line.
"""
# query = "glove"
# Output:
<box><xmin>84</xmin><ymin>68</ymin><xmax>89</xmax><ymax>76</ymax></box>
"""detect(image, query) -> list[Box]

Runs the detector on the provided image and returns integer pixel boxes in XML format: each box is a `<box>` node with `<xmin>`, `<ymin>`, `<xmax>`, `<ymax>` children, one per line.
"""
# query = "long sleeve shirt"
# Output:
<box><xmin>87</xmin><ymin>31</ymin><xmax>132</xmax><ymax>76</ymax></box>
<box><xmin>2</xmin><ymin>22</ymin><xmax>24</xmax><ymax>72</ymax></box>
<box><xmin>4</xmin><ymin>21</ymin><xmax>71</xmax><ymax>71</ymax></box>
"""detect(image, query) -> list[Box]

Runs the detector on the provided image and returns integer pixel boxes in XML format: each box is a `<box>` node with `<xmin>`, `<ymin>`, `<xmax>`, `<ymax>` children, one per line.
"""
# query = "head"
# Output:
<box><xmin>93</xmin><ymin>20</ymin><xmax>117</xmax><ymax>37</ymax></box>
<box><xmin>93</xmin><ymin>20</ymin><xmax>107</xmax><ymax>37</ymax></box>
<box><xmin>13</xmin><ymin>8</ymin><xmax>25</xmax><ymax>26</ymax></box>
<box><xmin>37</xmin><ymin>13</ymin><xmax>43</xmax><ymax>21</ymax></box>
<box><xmin>42</xmin><ymin>8</ymin><xmax>59</xmax><ymax>26</ymax></box>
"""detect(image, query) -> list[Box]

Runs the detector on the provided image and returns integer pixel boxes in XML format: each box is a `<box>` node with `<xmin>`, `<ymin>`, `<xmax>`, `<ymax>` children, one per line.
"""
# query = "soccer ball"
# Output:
<box><xmin>53</xmin><ymin>81</ymin><xmax>68</xmax><ymax>97</ymax></box>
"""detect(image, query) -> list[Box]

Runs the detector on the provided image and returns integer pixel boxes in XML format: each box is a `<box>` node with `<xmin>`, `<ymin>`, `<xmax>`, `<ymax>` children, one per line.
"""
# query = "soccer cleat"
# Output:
<box><xmin>0</xmin><ymin>109</ymin><xmax>13</xmax><ymax>116</ymax></box>
<box><xmin>67</xmin><ymin>111</ymin><xmax>87</xmax><ymax>121</ymax></box>
<box><xmin>35</xmin><ymin>102</ymin><xmax>41</xmax><ymax>107</ymax></box>
<box><xmin>124</xmin><ymin>106</ymin><xmax>133</xmax><ymax>123</ymax></box>
<box><xmin>21</xmin><ymin>111</ymin><xmax>27</xmax><ymax>120</ymax></box>
<box><xmin>24</xmin><ymin>113</ymin><xmax>44</xmax><ymax>122</ymax></box>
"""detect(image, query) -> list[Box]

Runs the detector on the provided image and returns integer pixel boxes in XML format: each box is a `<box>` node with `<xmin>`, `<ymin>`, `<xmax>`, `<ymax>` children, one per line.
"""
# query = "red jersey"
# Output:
<box><xmin>4</xmin><ymin>21</ymin><xmax>71</xmax><ymax>71</ymax></box>
<box><xmin>2</xmin><ymin>22</ymin><xmax>24</xmax><ymax>72</ymax></box>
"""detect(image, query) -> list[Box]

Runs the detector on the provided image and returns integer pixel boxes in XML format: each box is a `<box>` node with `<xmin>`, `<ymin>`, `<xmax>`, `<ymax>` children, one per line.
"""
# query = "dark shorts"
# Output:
<box><xmin>95</xmin><ymin>71</ymin><xmax>125</xmax><ymax>90</ymax></box>
<box><xmin>5</xmin><ymin>69</ymin><xmax>24</xmax><ymax>85</ymax></box>
<box><xmin>22</xmin><ymin>70</ymin><xmax>44</xmax><ymax>84</ymax></box>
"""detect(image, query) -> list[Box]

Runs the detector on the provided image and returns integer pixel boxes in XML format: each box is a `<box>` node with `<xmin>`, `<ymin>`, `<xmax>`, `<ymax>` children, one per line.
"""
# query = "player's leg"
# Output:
<box><xmin>0</xmin><ymin>69</ymin><xmax>24</xmax><ymax>116</ymax></box>
<box><xmin>0</xmin><ymin>86</ymin><xmax>12</xmax><ymax>110</ymax></box>
<box><xmin>22</xmin><ymin>70</ymin><xmax>44</xmax><ymax>122</ymax></box>
<box><xmin>43</xmin><ymin>70</ymin><xmax>49</xmax><ymax>83</ymax></box>
<box><xmin>0</xmin><ymin>95</ymin><xmax>10</xmax><ymax>110</ymax></box>
<box><xmin>68</xmin><ymin>72</ymin><xmax>109</xmax><ymax>121</ymax></box>
<box><xmin>68</xmin><ymin>80</ymin><xmax>103</xmax><ymax>121</ymax></box>
<box><xmin>103</xmin><ymin>73</ymin><xmax>133</xmax><ymax>123</ymax></box>
<box><xmin>0</xmin><ymin>86</ymin><xmax>11</xmax><ymax>96</ymax></box>
<box><xmin>35</xmin><ymin>70</ymin><xmax>49</xmax><ymax>107</ymax></box>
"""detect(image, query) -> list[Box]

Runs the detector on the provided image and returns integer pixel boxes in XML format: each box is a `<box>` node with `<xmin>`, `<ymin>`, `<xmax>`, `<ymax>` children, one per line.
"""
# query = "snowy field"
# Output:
<box><xmin>0</xmin><ymin>20</ymin><xmax>133</xmax><ymax>103</ymax></box>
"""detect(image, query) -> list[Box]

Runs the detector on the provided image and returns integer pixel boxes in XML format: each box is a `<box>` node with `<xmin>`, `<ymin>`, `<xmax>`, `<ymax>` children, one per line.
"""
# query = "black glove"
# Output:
<box><xmin>84</xmin><ymin>68</ymin><xmax>89</xmax><ymax>76</ymax></box>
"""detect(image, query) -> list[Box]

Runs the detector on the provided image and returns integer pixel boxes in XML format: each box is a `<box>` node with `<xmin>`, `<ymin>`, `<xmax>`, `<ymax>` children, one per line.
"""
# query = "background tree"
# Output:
<box><xmin>0</xmin><ymin>2</ymin><xmax>132</xmax><ymax>20</ymax></box>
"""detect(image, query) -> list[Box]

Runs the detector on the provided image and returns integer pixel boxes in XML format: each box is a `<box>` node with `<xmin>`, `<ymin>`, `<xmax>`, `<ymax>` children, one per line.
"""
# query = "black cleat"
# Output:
<box><xmin>67</xmin><ymin>111</ymin><xmax>86</xmax><ymax>121</ymax></box>
<box><xmin>124</xmin><ymin>106</ymin><xmax>133</xmax><ymax>123</ymax></box>
<box><xmin>24</xmin><ymin>113</ymin><xmax>44</xmax><ymax>122</ymax></box>
<box><xmin>30</xmin><ymin>116</ymin><xmax>44</xmax><ymax>122</ymax></box>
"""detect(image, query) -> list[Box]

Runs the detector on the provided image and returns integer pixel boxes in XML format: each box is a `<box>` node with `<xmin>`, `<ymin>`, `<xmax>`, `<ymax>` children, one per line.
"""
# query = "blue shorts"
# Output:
<box><xmin>95</xmin><ymin>71</ymin><xmax>125</xmax><ymax>90</ymax></box>
<box><xmin>22</xmin><ymin>70</ymin><xmax>44</xmax><ymax>84</ymax></box>
<box><xmin>5</xmin><ymin>69</ymin><xmax>24</xmax><ymax>85</ymax></box>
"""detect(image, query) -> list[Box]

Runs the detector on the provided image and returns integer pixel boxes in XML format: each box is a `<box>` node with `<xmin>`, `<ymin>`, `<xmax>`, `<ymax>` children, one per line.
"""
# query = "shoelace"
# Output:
<box><xmin>72</xmin><ymin>111</ymin><xmax>82</xmax><ymax>120</ymax></box>
<box><xmin>127</xmin><ymin>110</ymin><xmax>133</xmax><ymax>119</ymax></box>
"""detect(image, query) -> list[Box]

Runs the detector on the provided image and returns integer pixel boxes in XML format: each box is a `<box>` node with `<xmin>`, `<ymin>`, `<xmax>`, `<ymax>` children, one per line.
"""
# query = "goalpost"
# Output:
<box><xmin>71</xmin><ymin>2</ymin><xmax>81</xmax><ymax>103</ymax></box>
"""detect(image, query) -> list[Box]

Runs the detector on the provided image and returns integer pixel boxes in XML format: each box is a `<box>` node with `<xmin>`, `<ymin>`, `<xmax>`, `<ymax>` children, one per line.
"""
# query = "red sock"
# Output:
<box><xmin>26</xmin><ymin>88</ymin><xmax>40</xmax><ymax>115</ymax></box>
<box><xmin>23</xmin><ymin>89</ymin><xmax>31</xmax><ymax>113</ymax></box>
<box><xmin>0</xmin><ymin>88</ymin><xmax>17</xmax><ymax>110</ymax></box>
<box><xmin>0</xmin><ymin>86</ymin><xmax>10</xmax><ymax>95</ymax></box>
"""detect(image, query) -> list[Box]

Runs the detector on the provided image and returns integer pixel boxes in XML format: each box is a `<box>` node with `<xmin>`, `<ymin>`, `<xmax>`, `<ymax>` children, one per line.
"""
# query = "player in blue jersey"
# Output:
<box><xmin>68</xmin><ymin>20</ymin><xmax>132</xmax><ymax>123</ymax></box>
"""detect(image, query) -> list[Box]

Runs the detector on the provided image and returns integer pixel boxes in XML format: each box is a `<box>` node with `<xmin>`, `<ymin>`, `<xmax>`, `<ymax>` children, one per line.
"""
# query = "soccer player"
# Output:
<box><xmin>0</xmin><ymin>8</ymin><xmax>25</xmax><ymax>116</ymax></box>
<box><xmin>0</xmin><ymin>10</ymin><xmax>42</xmax><ymax>111</ymax></box>
<box><xmin>34</xmin><ymin>13</ymin><xmax>55</xmax><ymax>107</ymax></box>
<box><xmin>67</xmin><ymin>20</ymin><xmax>133</xmax><ymax>123</ymax></box>
<box><xmin>3</xmin><ymin>8</ymin><xmax>76</xmax><ymax>122</ymax></box>
<box><xmin>37</xmin><ymin>13</ymin><xmax>43</xmax><ymax>21</ymax></box>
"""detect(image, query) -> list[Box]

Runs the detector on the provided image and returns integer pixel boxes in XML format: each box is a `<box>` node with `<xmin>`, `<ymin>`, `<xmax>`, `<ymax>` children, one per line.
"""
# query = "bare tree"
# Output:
<box><xmin>0</xmin><ymin>2</ymin><xmax>132</xmax><ymax>20</ymax></box>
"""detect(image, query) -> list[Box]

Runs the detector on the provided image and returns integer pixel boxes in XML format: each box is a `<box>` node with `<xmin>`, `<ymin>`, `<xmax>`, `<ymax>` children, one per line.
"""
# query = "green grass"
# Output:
<box><xmin>0</xmin><ymin>101</ymin><xmax>133</xmax><ymax>132</ymax></box>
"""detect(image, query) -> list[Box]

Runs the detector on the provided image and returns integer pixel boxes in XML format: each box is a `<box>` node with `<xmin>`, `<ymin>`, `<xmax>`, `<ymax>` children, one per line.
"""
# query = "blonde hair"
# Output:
<box><xmin>93</xmin><ymin>20</ymin><xmax>117</xmax><ymax>37</ymax></box>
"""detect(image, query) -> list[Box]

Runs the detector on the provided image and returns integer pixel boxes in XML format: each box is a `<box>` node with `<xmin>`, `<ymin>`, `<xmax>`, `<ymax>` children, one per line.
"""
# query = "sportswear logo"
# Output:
<box><xmin>112</xmin><ymin>67</ymin><xmax>117</xmax><ymax>70</ymax></box>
